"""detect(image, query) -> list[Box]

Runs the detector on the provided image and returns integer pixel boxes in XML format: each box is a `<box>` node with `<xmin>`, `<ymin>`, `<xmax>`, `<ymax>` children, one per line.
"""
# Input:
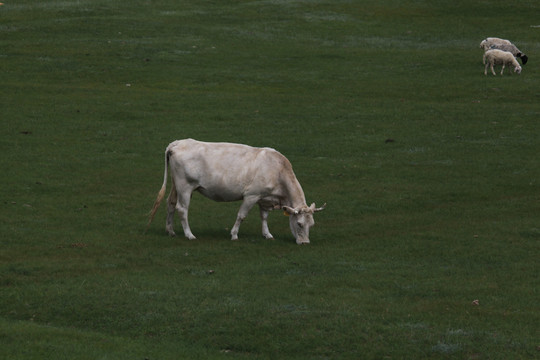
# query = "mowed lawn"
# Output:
<box><xmin>1</xmin><ymin>0</ymin><xmax>539</xmax><ymax>359</ymax></box>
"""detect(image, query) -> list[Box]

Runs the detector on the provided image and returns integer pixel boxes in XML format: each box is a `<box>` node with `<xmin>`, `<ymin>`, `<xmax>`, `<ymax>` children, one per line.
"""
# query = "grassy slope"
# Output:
<box><xmin>1</xmin><ymin>0</ymin><xmax>539</xmax><ymax>358</ymax></box>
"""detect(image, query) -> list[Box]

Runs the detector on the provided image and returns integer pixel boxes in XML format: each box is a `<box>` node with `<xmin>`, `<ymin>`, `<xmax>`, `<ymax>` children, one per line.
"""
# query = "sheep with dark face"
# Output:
<box><xmin>480</xmin><ymin>37</ymin><xmax>528</xmax><ymax>65</ymax></box>
<box><xmin>483</xmin><ymin>49</ymin><xmax>522</xmax><ymax>75</ymax></box>
<box><xmin>480</xmin><ymin>37</ymin><xmax>511</xmax><ymax>50</ymax></box>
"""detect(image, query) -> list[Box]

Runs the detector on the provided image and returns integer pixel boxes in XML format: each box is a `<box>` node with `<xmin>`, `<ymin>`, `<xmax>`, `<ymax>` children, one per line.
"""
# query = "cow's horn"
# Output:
<box><xmin>314</xmin><ymin>203</ymin><xmax>326</xmax><ymax>212</ymax></box>
<box><xmin>282</xmin><ymin>205</ymin><xmax>298</xmax><ymax>215</ymax></box>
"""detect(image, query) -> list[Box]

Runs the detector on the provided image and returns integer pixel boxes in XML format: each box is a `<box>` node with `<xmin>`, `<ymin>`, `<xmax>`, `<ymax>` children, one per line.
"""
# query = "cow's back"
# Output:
<box><xmin>167</xmin><ymin>139</ymin><xmax>289</xmax><ymax>201</ymax></box>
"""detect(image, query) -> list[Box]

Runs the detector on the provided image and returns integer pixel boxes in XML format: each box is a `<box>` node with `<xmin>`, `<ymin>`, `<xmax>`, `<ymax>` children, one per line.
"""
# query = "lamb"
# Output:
<box><xmin>480</xmin><ymin>37</ymin><xmax>528</xmax><ymax>65</ymax></box>
<box><xmin>483</xmin><ymin>49</ymin><xmax>522</xmax><ymax>76</ymax></box>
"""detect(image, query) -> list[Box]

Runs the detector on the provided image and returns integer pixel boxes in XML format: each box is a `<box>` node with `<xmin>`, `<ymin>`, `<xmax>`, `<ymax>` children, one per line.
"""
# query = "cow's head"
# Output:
<box><xmin>283</xmin><ymin>203</ymin><xmax>326</xmax><ymax>244</ymax></box>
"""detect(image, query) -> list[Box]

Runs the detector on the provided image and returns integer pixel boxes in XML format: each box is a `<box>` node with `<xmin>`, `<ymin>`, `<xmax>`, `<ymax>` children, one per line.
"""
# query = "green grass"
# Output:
<box><xmin>1</xmin><ymin>0</ymin><xmax>539</xmax><ymax>358</ymax></box>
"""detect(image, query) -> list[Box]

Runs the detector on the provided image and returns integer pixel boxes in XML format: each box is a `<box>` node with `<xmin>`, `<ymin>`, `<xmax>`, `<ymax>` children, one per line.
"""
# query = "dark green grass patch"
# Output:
<box><xmin>1</xmin><ymin>0</ymin><xmax>539</xmax><ymax>358</ymax></box>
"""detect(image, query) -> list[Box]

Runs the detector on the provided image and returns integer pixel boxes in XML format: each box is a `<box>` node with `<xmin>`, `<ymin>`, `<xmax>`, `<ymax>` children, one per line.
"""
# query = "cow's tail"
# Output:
<box><xmin>146</xmin><ymin>148</ymin><xmax>171</xmax><ymax>231</ymax></box>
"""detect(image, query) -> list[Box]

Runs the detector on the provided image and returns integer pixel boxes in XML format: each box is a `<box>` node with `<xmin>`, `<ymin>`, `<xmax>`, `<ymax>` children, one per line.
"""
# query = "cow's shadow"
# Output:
<box><xmin>143</xmin><ymin>226</ymin><xmax>294</xmax><ymax>244</ymax></box>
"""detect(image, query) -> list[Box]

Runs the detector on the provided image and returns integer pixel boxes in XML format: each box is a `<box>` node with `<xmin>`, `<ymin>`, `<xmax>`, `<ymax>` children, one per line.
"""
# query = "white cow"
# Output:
<box><xmin>147</xmin><ymin>139</ymin><xmax>325</xmax><ymax>244</ymax></box>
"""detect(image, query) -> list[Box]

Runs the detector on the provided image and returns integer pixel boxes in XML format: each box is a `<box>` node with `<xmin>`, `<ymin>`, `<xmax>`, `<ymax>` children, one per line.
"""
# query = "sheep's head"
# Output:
<box><xmin>514</xmin><ymin>65</ymin><xmax>522</xmax><ymax>74</ymax></box>
<box><xmin>480</xmin><ymin>40</ymin><xmax>488</xmax><ymax>50</ymax></box>
<box><xmin>520</xmin><ymin>54</ymin><xmax>528</xmax><ymax>65</ymax></box>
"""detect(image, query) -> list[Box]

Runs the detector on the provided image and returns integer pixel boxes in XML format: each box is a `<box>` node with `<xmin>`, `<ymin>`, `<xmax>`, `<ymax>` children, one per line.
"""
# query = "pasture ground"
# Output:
<box><xmin>1</xmin><ymin>0</ymin><xmax>539</xmax><ymax>358</ymax></box>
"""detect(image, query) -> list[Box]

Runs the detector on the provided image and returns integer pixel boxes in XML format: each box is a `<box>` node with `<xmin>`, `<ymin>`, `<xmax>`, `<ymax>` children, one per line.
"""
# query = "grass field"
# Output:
<box><xmin>1</xmin><ymin>0</ymin><xmax>539</xmax><ymax>358</ymax></box>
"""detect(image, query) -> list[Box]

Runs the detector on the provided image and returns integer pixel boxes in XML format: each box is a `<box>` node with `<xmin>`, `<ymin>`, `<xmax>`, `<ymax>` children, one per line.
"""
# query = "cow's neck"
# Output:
<box><xmin>283</xmin><ymin>174</ymin><xmax>307</xmax><ymax>208</ymax></box>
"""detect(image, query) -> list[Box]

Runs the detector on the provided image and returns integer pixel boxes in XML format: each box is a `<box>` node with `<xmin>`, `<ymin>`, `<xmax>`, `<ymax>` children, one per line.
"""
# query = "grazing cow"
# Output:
<box><xmin>147</xmin><ymin>139</ymin><xmax>325</xmax><ymax>244</ymax></box>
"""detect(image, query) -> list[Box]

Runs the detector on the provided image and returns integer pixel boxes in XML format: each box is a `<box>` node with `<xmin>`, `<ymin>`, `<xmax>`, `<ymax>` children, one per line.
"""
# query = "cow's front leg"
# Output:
<box><xmin>259</xmin><ymin>207</ymin><xmax>274</xmax><ymax>239</ymax></box>
<box><xmin>231</xmin><ymin>196</ymin><xmax>258</xmax><ymax>240</ymax></box>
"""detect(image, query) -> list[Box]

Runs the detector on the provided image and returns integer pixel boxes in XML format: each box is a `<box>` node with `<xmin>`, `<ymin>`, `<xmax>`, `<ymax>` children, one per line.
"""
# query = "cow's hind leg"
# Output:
<box><xmin>168</xmin><ymin>178</ymin><xmax>197</xmax><ymax>240</ymax></box>
<box><xmin>230</xmin><ymin>196</ymin><xmax>259</xmax><ymax>240</ymax></box>
<box><xmin>259</xmin><ymin>206</ymin><xmax>274</xmax><ymax>239</ymax></box>
<box><xmin>166</xmin><ymin>186</ymin><xmax>177</xmax><ymax>236</ymax></box>
<box><xmin>176</xmin><ymin>189</ymin><xmax>196</xmax><ymax>240</ymax></box>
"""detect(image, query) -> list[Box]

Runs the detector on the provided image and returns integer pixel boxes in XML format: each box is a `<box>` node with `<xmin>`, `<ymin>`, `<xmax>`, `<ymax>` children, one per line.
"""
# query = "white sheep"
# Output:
<box><xmin>483</xmin><ymin>49</ymin><xmax>522</xmax><ymax>75</ymax></box>
<box><xmin>480</xmin><ymin>37</ymin><xmax>528</xmax><ymax>64</ymax></box>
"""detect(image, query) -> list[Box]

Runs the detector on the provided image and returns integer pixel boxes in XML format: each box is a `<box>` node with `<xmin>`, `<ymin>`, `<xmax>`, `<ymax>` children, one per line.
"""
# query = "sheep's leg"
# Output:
<box><xmin>484</xmin><ymin>63</ymin><xmax>489</xmax><ymax>75</ymax></box>
<box><xmin>490</xmin><ymin>63</ymin><xmax>496</xmax><ymax>76</ymax></box>
<box><xmin>500</xmin><ymin>64</ymin><xmax>505</xmax><ymax>75</ymax></box>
